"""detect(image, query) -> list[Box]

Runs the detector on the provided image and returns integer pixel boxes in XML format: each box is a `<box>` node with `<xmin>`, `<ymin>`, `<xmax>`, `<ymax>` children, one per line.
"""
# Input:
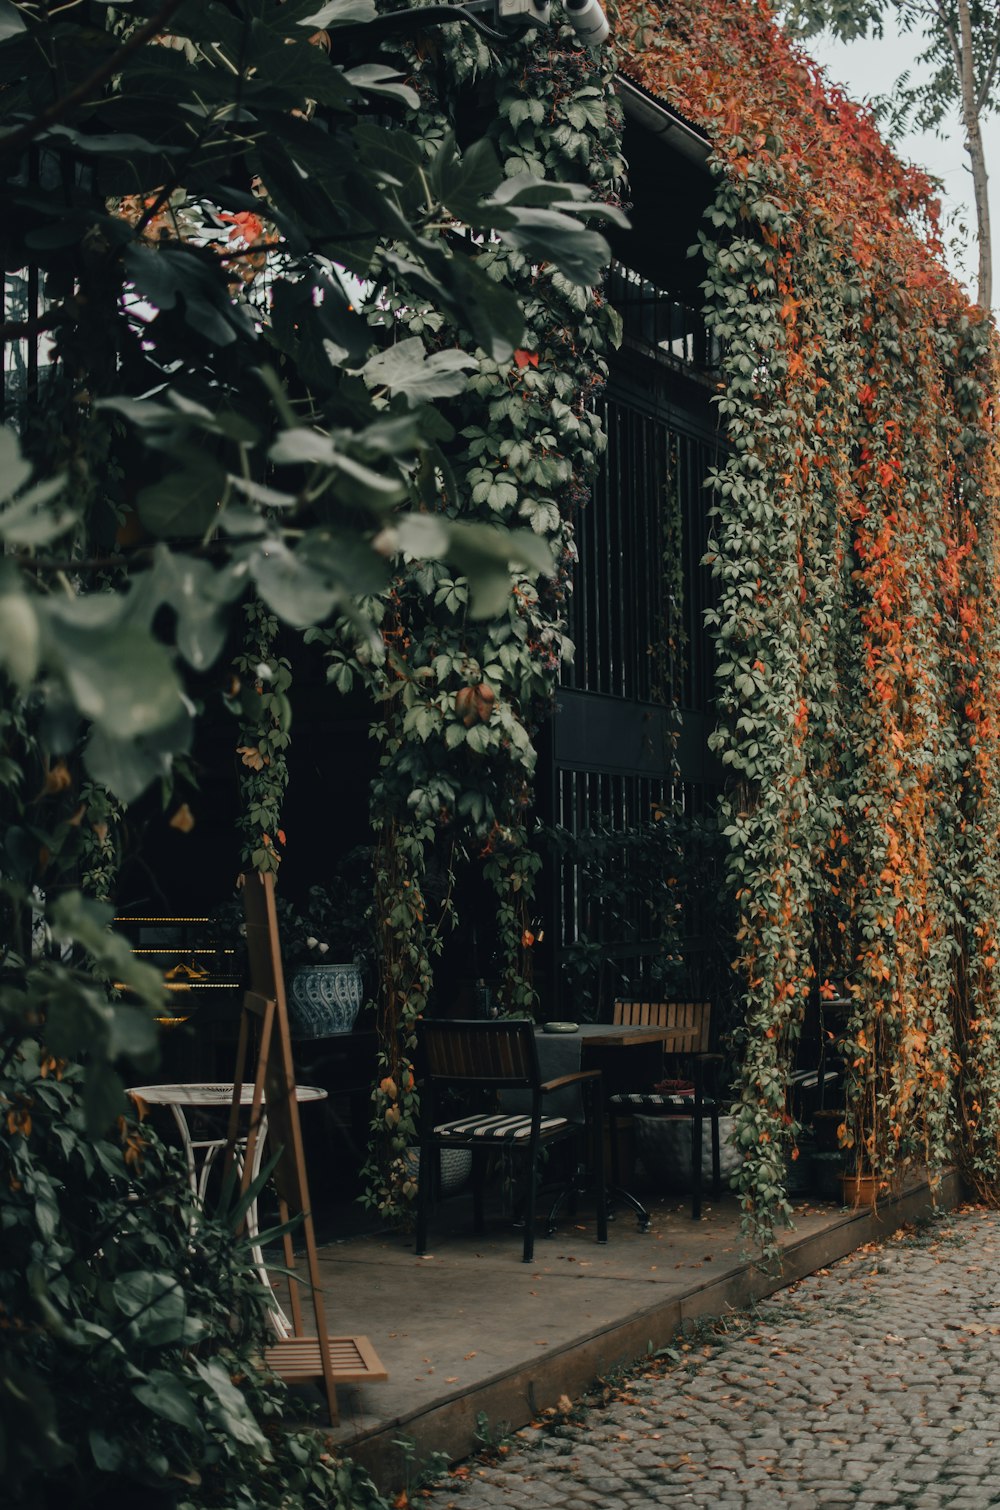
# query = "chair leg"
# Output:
<box><xmin>594</xmin><ymin>1084</ymin><xmax>608</xmax><ymax>1245</ymax></box>
<box><xmin>710</xmin><ymin>1111</ymin><xmax>722</xmax><ymax>1198</ymax></box>
<box><xmin>472</xmin><ymin>1148</ymin><xmax>486</xmax><ymax>1234</ymax></box>
<box><xmin>690</xmin><ymin>1112</ymin><xmax>703</xmax><ymax>1221</ymax></box>
<box><xmin>416</xmin><ymin>1143</ymin><xmax>430</xmax><ymax>1255</ymax></box>
<box><xmin>604</xmin><ymin>1101</ymin><xmax>649</xmax><ymax>1231</ymax></box>
<box><xmin>522</xmin><ymin>1147</ymin><xmax>538</xmax><ymax>1263</ymax></box>
<box><xmin>608</xmin><ymin>1105</ymin><xmax>622</xmax><ymax>1188</ymax></box>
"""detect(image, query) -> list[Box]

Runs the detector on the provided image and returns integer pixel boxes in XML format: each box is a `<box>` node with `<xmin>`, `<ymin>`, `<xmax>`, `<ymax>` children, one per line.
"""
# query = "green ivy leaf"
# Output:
<box><xmin>114</xmin><ymin>1272</ymin><xmax>188</xmax><ymax>1347</ymax></box>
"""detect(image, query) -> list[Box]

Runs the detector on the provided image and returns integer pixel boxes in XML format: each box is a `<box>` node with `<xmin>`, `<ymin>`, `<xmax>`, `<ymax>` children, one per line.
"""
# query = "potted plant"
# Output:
<box><xmin>276</xmin><ymin>848</ymin><xmax>375</xmax><ymax>1039</ymax></box>
<box><xmin>839</xmin><ymin>1154</ymin><xmax>892</xmax><ymax>1208</ymax></box>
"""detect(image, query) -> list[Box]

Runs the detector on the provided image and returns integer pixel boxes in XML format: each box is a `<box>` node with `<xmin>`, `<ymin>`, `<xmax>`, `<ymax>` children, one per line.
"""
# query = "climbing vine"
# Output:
<box><xmin>233</xmin><ymin>599</ymin><xmax>292</xmax><ymax>876</ymax></box>
<box><xmin>319</xmin><ymin>15</ymin><xmax>627</xmax><ymax>1218</ymax></box>
<box><xmin>616</xmin><ymin>0</ymin><xmax>1000</xmax><ymax>1254</ymax></box>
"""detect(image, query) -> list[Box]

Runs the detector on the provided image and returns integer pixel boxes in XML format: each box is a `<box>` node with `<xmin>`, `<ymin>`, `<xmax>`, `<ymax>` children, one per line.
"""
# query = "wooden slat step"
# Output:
<box><xmin>264</xmin><ymin>1333</ymin><xmax>388</xmax><ymax>1385</ymax></box>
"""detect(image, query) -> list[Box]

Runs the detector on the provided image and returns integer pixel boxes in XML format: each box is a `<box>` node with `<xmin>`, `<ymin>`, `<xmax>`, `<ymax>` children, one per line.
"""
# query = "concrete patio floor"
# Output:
<box><xmin>293</xmin><ymin>1168</ymin><xmax>961</xmax><ymax>1492</ymax></box>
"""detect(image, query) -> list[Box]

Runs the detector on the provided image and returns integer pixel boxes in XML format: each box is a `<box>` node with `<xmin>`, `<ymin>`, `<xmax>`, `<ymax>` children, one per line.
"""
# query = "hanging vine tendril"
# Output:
<box><xmin>617</xmin><ymin>0</ymin><xmax>1000</xmax><ymax>1258</ymax></box>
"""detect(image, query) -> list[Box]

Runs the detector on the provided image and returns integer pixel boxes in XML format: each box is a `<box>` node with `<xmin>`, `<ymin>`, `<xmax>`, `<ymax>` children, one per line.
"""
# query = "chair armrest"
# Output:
<box><xmin>539</xmin><ymin>1069</ymin><xmax>602</xmax><ymax>1094</ymax></box>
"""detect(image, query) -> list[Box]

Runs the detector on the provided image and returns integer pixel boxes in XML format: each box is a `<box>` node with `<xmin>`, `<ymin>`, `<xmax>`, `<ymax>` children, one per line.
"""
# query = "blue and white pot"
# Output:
<box><xmin>287</xmin><ymin>962</ymin><xmax>363</xmax><ymax>1039</ymax></box>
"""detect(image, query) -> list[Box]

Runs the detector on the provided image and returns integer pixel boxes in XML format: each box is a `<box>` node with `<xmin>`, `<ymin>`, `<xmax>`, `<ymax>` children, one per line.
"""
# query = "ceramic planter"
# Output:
<box><xmin>840</xmin><ymin>1172</ymin><xmax>887</xmax><ymax>1208</ymax></box>
<box><xmin>634</xmin><ymin>1112</ymin><xmax>741</xmax><ymax>1191</ymax></box>
<box><xmin>287</xmin><ymin>962</ymin><xmax>363</xmax><ymax>1039</ymax></box>
<box><xmin>404</xmin><ymin>1147</ymin><xmax>473</xmax><ymax>1195</ymax></box>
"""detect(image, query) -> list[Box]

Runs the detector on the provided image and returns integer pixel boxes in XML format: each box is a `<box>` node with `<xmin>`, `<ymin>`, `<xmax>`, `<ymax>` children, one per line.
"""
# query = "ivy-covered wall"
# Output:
<box><xmin>299</xmin><ymin>19</ymin><xmax>627</xmax><ymax>1219</ymax></box>
<box><xmin>617</xmin><ymin>0</ymin><xmax>1000</xmax><ymax>1251</ymax></box>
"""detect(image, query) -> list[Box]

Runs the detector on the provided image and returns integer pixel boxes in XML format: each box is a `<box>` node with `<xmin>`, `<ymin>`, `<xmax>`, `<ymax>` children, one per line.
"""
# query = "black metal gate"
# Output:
<box><xmin>543</xmin><ymin>264</ymin><xmax>729</xmax><ymax>1018</ymax></box>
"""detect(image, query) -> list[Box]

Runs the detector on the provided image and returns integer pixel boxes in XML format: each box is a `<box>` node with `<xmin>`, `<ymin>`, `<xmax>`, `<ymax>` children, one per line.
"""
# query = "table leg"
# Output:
<box><xmin>166</xmin><ymin>1102</ymin><xmax>293</xmax><ymax>1338</ymax></box>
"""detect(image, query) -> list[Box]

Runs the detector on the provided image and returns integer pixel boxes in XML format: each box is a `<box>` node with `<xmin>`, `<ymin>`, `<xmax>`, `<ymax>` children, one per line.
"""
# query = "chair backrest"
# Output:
<box><xmin>613</xmin><ymin>999</ymin><xmax>713</xmax><ymax>1054</ymax></box>
<box><xmin>417</xmin><ymin>1019</ymin><xmax>540</xmax><ymax>1089</ymax></box>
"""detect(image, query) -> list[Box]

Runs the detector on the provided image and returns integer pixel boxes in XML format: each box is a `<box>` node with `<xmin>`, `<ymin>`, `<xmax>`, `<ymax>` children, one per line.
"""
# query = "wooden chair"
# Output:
<box><xmin>414</xmin><ymin>1019</ymin><xmax>607</xmax><ymax>1263</ymax></box>
<box><xmin>607</xmin><ymin>999</ymin><xmax>724</xmax><ymax>1221</ymax></box>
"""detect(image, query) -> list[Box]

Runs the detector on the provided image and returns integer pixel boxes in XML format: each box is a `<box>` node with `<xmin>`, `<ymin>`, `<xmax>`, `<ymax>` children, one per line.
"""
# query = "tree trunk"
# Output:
<box><xmin>956</xmin><ymin>0</ymin><xmax>992</xmax><ymax>308</ymax></box>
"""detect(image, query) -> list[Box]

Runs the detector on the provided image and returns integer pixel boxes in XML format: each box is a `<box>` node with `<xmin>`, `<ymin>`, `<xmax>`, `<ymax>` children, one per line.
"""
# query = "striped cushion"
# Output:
<box><xmin>789</xmin><ymin>1070</ymin><xmax>839</xmax><ymax>1091</ymax></box>
<box><xmin>434</xmin><ymin>1113</ymin><xmax>568</xmax><ymax>1142</ymax></box>
<box><xmin>609</xmin><ymin>1093</ymin><xmax>720</xmax><ymax>1112</ymax></box>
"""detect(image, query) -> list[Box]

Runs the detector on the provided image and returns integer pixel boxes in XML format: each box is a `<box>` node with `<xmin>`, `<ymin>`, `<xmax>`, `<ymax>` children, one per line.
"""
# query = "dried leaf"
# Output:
<box><xmin>169</xmin><ymin>802</ymin><xmax>195</xmax><ymax>832</ymax></box>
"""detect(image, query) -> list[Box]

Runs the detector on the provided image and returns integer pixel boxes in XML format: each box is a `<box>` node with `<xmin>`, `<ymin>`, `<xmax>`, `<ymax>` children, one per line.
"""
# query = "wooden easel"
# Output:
<box><xmin>227</xmin><ymin>870</ymin><xmax>386</xmax><ymax>1425</ymax></box>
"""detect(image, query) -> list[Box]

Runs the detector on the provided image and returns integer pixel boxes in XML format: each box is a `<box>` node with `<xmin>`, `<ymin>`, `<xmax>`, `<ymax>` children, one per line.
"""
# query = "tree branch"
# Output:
<box><xmin>0</xmin><ymin>309</ymin><xmax>64</xmax><ymax>343</ymax></box>
<box><xmin>976</xmin><ymin>21</ymin><xmax>1000</xmax><ymax>114</ymax></box>
<box><xmin>0</xmin><ymin>0</ymin><xmax>188</xmax><ymax>160</ymax></box>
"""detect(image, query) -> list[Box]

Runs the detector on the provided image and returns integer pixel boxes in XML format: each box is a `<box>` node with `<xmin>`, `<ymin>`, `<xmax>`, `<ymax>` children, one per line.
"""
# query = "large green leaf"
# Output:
<box><xmin>446</xmin><ymin>522</ymin><xmax>555</xmax><ymax>619</ymax></box>
<box><xmin>124</xmin><ymin>244</ymin><xmax>256</xmax><ymax>348</ymax></box>
<box><xmin>382</xmin><ymin>248</ymin><xmax>525</xmax><ymax>361</ymax></box>
<box><xmin>85</xmin><ymin>694</ymin><xmax>194</xmax><ymax>804</ymax></box>
<box><xmin>0</xmin><ymin>0</ymin><xmax>26</xmax><ymax>41</ymax></box>
<box><xmin>82</xmin><ymin>1059</ymin><xmax>127</xmax><ymax>1138</ymax></box>
<box><xmin>0</xmin><ymin>588</ymin><xmax>40</xmax><ymax>686</ymax></box>
<box><xmin>353</xmin><ymin>121</ymin><xmax>427</xmax><ymax>204</ymax></box>
<box><xmin>0</xmin><ymin>424</ymin><xmax>32</xmax><ymax>500</ymax></box>
<box><xmin>477</xmin><ymin>176</ymin><xmax>628</xmax><ymax>284</ymax></box>
<box><xmin>43</xmin><ymin>605</ymin><xmax>183</xmax><ymax>739</ymax></box>
<box><xmin>143</xmin><ymin>547</ymin><xmax>243</xmax><ymax>670</ymax></box>
<box><xmin>340</xmin><ymin>63</ymin><xmax>419</xmax><ymax>110</ymax></box>
<box><xmin>298</xmin><ymin>0</ymin><xmax>377</xmax><ymax>26</ymax></box>
<box><xmin>84</xmin><ymin>727</ymin><xmax>168</xmax><ymax>803</ymax></box>
<box><xmin>494</xmin><ymin>211</ymin><xmax>613</xmax><ymax>285</ymax></box>
<box><xmin>49</xmin><ymin>892</ymin><xmax>167</xmax><ymax>1008</ymax></box>
<box><xmin>0</xmin><ymin>476</ymin><xmax>75</xmax><ymax>546</ymax></box>
<box><xmin>137</xmin><ymin>463</ymin><xmax>225</xmax><ymax>539</ymax></box>
<box><xmin>359</xmin><ymin>337</ymin><xmax>476</xmax><ymax>406</ymax></box>
<box><xmin>296</xmin><ymin>530</ymin><xmax>390</xmax><ymax>594</ymax></box>
<box><xmin>250</xmin><ymin>540</ymin><xmax>339</xmax><ymax>627</ymax></box>
<box><xmin>394</xmin><ymin>512</ymin><xmax>451</xmax><ymax>560</ymax></box>
<box><xmin>88</xmin><ymin>1430</ymin><xmax>124</xmax><ymax>1473</ymax></box>
<box><xmin>107</xmin><ymin>1006</ymin><xmax>158</xmax><ymax>1065</ymax></box>
<box><xmin>114</xmin><ymin>1272</ymin><xmax>188</xmax><ymax>1346</ymax></box>
<box><xmin>193</xmin><ymin>1359</ymin><xmax>270</xmax><ymax>1452</ymax></box>
<box><xmin>429</xmin><ymin>131</ymin><xmax>504</xmax><ymax>222</ymax></box>
<box><xmin>268</xmin><ymin>429</ymin><xmax>406</xmax><ymax>506</ymax></box>
<box><xmin>36</xmin><ymin>123</ymin><xmax>183</xmax><ymax>157</ymax></box>
<box><xmin>134</xmin><ymin>1371</ymin><xmax>203</xmax><ymax>1433</ymax></box>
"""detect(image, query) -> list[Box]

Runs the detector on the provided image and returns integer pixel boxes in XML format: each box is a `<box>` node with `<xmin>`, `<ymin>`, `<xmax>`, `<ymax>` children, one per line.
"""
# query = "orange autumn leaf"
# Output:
<box><xmin>169</xmin><ymin>803</ymin><xmax>195</xmax><ymax>833</ymax></box>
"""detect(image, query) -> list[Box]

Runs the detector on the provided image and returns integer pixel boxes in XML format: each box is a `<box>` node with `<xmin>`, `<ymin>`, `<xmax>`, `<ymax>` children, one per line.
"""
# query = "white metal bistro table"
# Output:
<box><xmin>127</xmin><ymin>1081</ymin><xmax>327</xmax><ymax>1336</ymax></box>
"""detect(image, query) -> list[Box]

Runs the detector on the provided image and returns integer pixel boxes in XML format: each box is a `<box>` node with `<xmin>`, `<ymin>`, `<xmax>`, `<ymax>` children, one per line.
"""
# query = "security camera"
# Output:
<box><xmin>496</xmin><ymin>0</ymin><xmax>551</xmax><ymax>26</ymax></box>
<box><xmin>564</xmin><ymin>0</ymin><xmax>609</xmax><ymax>44</ymax></box>
<box><xmin>454</xmin><ymin>0</ymin><xmax>608</xmax><ymax>42</ymax></box>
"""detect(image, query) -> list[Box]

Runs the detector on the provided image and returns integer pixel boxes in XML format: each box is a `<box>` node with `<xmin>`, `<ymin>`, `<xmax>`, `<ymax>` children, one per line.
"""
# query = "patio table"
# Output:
<box><xmin>528</xmin><ymin>1021</ymin><xmax>699</xmax><ymax>1120</ymax></box>
<box><xmin>501</xmin><ymin>1023</ymin><xmax>699</xmax><ymax>1232</ymax></box>
<box><xmin>127</xmin><ymin>1081</ymin><xmax>326</xmax><ymax>1336</ymax></box>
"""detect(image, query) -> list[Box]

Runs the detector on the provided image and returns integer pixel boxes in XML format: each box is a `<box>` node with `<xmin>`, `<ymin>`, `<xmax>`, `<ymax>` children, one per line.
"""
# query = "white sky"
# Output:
<box><xmin>806</xmin><ymin>22</ymin><xmax>1000</xmax><ymax>309</ymax></box>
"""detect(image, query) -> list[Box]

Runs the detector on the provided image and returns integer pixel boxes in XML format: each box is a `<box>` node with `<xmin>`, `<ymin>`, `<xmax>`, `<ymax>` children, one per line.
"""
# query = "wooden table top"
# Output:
<box><xmin>539</xmin><ymin>1022</ymin><xmax>700</xmax><ymax>1050</ymax></box>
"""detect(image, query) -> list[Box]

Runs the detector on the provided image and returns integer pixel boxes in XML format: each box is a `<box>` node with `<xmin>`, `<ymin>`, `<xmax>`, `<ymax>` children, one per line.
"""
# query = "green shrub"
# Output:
<box><xmin>0</xmin><ymin>1042</ymin><xmax>386</xmax><ymax>1510</ymax></box>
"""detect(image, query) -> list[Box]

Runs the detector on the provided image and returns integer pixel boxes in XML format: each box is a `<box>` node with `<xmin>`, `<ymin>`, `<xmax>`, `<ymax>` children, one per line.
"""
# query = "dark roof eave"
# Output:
<box><xmin>615</xmin><ymin>72</ymin><xmax>713</xmax><ymax>171</ymax></box>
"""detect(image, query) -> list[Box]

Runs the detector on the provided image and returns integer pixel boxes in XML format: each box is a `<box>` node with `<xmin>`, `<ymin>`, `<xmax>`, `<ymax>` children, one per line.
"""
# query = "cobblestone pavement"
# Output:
<box><xmin>424</xmin><ymin>1207</ymin><xmax>1000</xmax><ymax>1509</ymax></box>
